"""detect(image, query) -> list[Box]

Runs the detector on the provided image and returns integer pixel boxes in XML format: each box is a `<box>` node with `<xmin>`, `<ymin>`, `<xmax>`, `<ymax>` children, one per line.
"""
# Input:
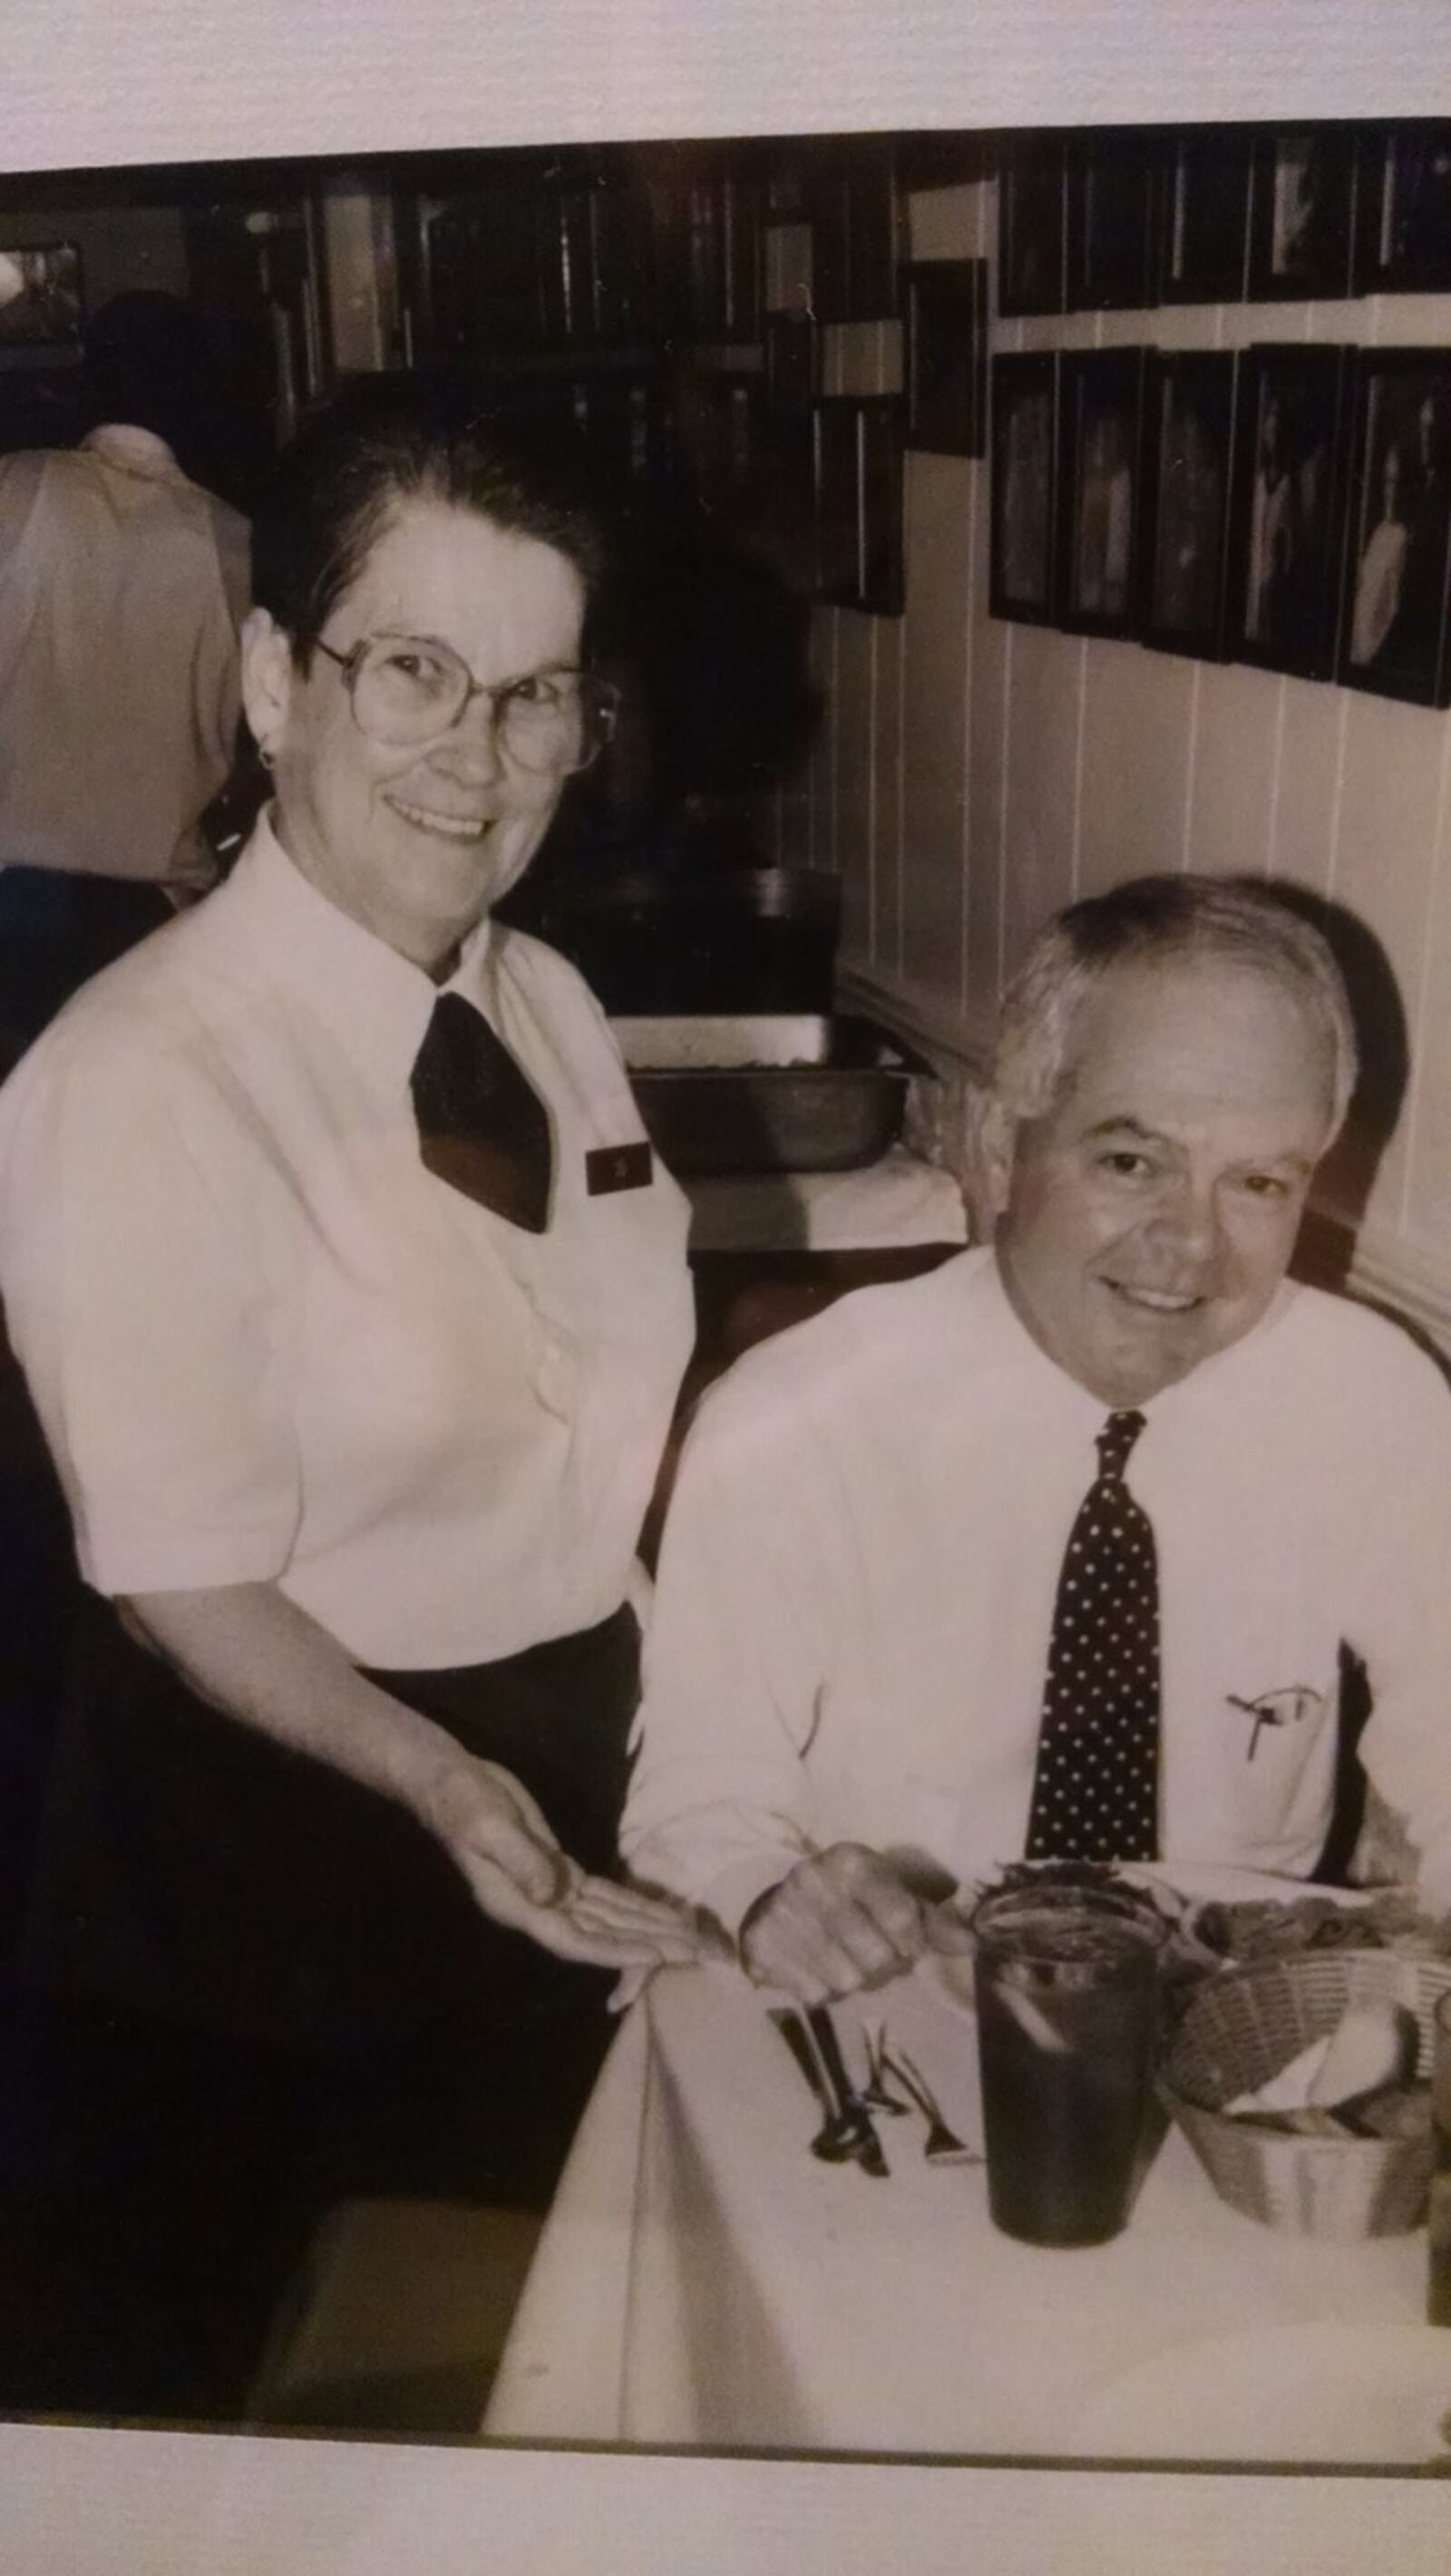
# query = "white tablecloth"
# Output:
<box><xmin>482</xmin><ymin>1953</ymin><xmax>1429</xmax><ymax>2457</ymax></box>
<box><xmin>684</xmin><ymin>1150</ymin><xmax>968</xmax><ymax>1253</ymax></box>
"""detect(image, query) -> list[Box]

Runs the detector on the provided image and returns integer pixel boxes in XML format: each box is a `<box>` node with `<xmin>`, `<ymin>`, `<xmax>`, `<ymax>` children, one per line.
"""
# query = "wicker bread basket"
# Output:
<box><xmin>1161</xmin><ymin>1949</ymin><xmax>1451</xmax><ymax>2239</ymax></box>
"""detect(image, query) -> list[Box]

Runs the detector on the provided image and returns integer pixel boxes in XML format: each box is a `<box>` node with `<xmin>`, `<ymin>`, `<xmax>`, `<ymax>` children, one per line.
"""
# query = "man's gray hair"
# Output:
<box><xmin>994</xmin><ymin>875</ymin><xmax>1359</xmax><ymax>1139</ymax></box>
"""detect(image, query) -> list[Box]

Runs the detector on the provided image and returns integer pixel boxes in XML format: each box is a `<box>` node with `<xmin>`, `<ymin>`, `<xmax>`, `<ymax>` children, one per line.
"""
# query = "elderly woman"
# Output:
<box><xmin>0</xmin><ymin>389</ymin><xmax>704</xmax><ymax>2415</ymax></box>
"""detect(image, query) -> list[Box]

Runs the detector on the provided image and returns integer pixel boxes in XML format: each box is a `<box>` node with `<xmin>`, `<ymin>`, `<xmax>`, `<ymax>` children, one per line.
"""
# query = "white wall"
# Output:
<box><xmin>781</xmin><ymin>176</ymin><xmax>1451</xmax><ymax>1347</ymax></box>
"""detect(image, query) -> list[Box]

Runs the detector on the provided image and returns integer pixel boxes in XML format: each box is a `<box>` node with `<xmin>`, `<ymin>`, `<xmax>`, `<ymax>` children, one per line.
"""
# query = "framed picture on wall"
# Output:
<box><xmin>811</xmin><ymin>394</ymin><xmax>905</xmax><ymax>615</ymax></box>
<box><xmin>1225</xmin><ymin>344</ymin><xmax>1355</xmax><ymax>681</ymax></box>
<box><xmin>1157</xmin><ymin>129</ymin><xmax>1251</xmax><ymax>304</ymax></box>
<box><xmin>1139</xmin><ymin>349</ymin><xmax>1239</xmax><ymax>658</ymax></box>
<box><xmin>988</xmin><ymin>351</ymin><xmax>1057</xmax><ymax>622</ymax></box>
<box><xmin>764</xmin><ymin>313</ymin><xmax>818</xmax><ymax>413</ymax></box>
<box><xmin>1338</xmin><ymin>347</ymin><xmax>1451</xmax><ymax>710</ymax></box>
<box><xmin>1066</xmin><ymin>132</ymin><xmax>1157</xmax><ymax>312</ymax></box>
<box><xmin>1055</xmin><ymin>347</ymin><xmax>1146</xmax><ymax>637</ymax></box>
<box><xmin>569</xmin><ymin>372</ymin><xmax>676</xmax><ymax>501</ymax></box>
<box><xmin>803</xmin><ymin>135</ymin><xmax>901</xmax><ymax>323</ymax></box>
<box><xmin>901</xmin><ymin>258</ymin><xmax>987</xmax><ymax>456</ymax></box>
<box><xmin>756</xmin><ymin>404</ymin><xmax>818</xmax><ymax>598</ymax></box>
<box><xmin>1246</xmin><ymin>130</ymin><xmax>1357</xmax><ymax>301</ymax></box>
<box><xmin>0</xmin><ymin>240</ymin><xmax>82</xmax><ymax>348</ymax></box>
<box><xmin>678</xmin><ymin>366</ymin><xmax>765</xmax><ymax>516</ymax></box>
<box><xmin>998</xmin><ymin>136</ymin><xmax>1066</xmax><ymax>316</ymax></box>
<box><xmin>1353</xmin><ymin>124</ymin><xmax>1451</xmax><ymax>295</ymax></box>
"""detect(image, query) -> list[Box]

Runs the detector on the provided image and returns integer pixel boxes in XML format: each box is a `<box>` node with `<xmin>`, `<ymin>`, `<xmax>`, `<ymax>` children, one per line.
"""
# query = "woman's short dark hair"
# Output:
<box><xmin>250</xmin><ymin>380</ymin><xmax>608</xmax><ymax>669</ymax></box>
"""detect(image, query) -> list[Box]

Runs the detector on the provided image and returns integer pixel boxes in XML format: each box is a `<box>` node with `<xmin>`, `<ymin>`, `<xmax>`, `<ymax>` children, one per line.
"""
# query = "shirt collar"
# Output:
<box><xmin>978</xmin><ymin>1250</ymin><xmax>1109</xmax><ymax>1434</ymax></box>
<box><xmin>81</xmin><ymin>423</ymin><xmax>188</xmax><ymax>486</ymax></box>
<box><xmin>981</xmin><ymin>1241</ymin><xmax>1299</xmax><ymax>1433</ymax></box>
<box><xmin>220</xmin><ymin>809</ymin><xmax>498</xmax><ymax>1089</ymax></box>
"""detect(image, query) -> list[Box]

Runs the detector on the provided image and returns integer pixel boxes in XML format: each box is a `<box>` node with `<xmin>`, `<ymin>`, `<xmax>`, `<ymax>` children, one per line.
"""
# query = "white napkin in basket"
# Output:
<box><xmin>1225</xmin><ymin>2001</ymin><xmax>1417</xmax><ymax>2118</ymax></box>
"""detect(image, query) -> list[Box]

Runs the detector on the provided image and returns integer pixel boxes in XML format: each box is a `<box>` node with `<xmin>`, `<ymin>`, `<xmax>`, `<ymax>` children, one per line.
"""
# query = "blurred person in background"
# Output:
<box><xmin>0</xmin><ymin>289</ymin><xmax>249</xmax><ymax>1064</ymax></box>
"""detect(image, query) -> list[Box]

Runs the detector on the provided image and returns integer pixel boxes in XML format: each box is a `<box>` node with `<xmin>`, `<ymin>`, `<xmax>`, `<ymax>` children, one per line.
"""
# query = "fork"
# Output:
<box><xmin>860</xmin><ymin>2017</ymin><xmax>913</xmax><ymax>2116</ymax></box>
<box><xmin>880</xmin><ymin>2037</ymin><xmax>981</xmax><ymax>2165</ymax></box>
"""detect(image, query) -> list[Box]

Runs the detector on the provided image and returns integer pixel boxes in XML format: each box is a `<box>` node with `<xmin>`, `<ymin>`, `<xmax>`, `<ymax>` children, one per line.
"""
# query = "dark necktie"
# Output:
<box><xmin>411</xmin><ymin>992</ymin><xmax>553</xmax><ymax>1234</ymax></box>
<box><xmin>1024</xmin><ymin>1408</ymin><xmax>1161</xmax><ymax>1863</ymax></box>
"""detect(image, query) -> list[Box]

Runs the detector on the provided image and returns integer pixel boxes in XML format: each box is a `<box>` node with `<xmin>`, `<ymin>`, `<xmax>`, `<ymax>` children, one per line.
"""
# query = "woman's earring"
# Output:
<box><xmin>257</xmin><ymin>743</ymin><xmax>276</xmax><ymax>772</ymax></box>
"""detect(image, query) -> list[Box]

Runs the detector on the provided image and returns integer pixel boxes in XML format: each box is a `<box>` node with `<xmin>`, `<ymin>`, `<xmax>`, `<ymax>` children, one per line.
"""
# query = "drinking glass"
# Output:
<box><xmin>973</xmin><ymin>1882</ymin><xmax>1168</xmax><ymax>2248</ymax></box>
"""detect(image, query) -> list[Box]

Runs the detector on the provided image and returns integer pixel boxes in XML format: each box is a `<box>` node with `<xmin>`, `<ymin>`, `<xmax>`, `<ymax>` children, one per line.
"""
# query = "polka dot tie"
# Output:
<box><xmin>1024</xmin><ymin>1408</ymin><xmax>1161</xmax><ymax>1863</ymax></box>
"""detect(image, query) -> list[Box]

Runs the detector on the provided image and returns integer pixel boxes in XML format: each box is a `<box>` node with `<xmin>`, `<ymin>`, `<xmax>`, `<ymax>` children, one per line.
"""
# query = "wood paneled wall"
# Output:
<box><xmin>776</xmin><ymin>177</ymin><xmax>1451</xmax><ymax>1346</ymax></box>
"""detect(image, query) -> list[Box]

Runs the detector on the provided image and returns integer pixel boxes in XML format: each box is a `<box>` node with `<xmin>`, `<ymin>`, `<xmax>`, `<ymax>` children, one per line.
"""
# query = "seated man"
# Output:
<box><xmin>621</xmin><ymin>875</ymin><xmax>1451</xmax><ymax>2002</ymax></box>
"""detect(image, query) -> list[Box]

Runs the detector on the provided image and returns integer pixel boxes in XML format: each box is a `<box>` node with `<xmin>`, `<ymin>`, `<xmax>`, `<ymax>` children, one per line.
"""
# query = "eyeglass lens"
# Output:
<box><xmin>347</xmin><ymin>637</ymin><xmax>610</xmax><ymax>772</ymax></box>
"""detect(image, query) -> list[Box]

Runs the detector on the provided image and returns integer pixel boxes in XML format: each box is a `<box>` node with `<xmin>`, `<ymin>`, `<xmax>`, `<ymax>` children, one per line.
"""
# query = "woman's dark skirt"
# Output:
<box><xmin>3</xmin><ymin>1593</ymin><xmax>642</xmax><ymax>2418</ymax></box>
<box><xmin>25</xmin><ymin>1589</ymin><xmax>641</xmax><ymax>2050</ymax></box>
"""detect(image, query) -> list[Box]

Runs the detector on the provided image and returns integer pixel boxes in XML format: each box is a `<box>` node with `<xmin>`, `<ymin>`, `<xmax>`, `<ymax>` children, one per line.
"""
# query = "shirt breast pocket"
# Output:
<box><xmin>1213</xmin><ymin>1657</ymin><xmax>1341</xmax><ymax>1859</ymax></box>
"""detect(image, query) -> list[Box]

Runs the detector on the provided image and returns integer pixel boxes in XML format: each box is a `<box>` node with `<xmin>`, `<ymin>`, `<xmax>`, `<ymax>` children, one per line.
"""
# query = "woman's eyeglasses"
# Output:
<box><xmin>314</xmin><ymin>633</ymin><xmax>620</xmax><ymax>775</ymax></box>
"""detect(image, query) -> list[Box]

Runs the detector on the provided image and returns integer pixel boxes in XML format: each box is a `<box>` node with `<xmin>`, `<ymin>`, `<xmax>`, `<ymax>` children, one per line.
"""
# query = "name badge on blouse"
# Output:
<box><xmin>586</xmin><ymin>1141</ymin><xmax>655</xmax><ymax>1196</ymax></box>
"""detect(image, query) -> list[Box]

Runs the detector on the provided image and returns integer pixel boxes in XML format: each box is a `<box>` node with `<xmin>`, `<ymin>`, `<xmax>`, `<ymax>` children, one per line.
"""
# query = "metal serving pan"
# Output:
<box><xmin>612</xmin><ymin>1014</ymin><xmax>923</xmax><ymax>1175</ymax></box>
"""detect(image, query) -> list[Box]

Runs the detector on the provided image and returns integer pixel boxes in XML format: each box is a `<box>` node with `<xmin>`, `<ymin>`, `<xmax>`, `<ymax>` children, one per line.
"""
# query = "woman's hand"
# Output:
<box><xmin>419</xmin><ymin>1752</ymin><xmax>713</xmax><ymax>1969</ymax></box>
<box><xmin>122</xmin><ymin>1581</ymin><xmax>711</xmax><ymax>1974</ymax></box>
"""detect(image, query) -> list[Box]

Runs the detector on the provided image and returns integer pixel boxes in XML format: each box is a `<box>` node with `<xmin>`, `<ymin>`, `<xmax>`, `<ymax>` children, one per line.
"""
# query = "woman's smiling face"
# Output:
<box><xmin>242</xmin><ymin>496</ymin><xmax>586</xmax><ymax>970</ymax></box>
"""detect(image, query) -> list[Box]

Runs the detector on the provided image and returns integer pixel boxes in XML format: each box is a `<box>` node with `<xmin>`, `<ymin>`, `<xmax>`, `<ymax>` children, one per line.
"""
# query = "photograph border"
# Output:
<box><xmin>901</xmin><ymin>256</ymin><xmax>988</xmax><ymax>457</ymax></box>
<box><xmin>988</xmin><ymin>348</ymin><xmax>1059</xmax><ymax>624</ymax></box>
<box><xmin>1353</xmin><ymin>122</ymin><xmax>1451</xmax><ymax>296</ymax></box>
<box><xmin>1246</xmin><ymin>127</ymin><xmax>1358</xmax><ymax>302</ymax></box>
<box><xmin>1138</xmin><ymin>345</ymin><xmax>1240</xmax><ymax>661</ymax></box>
<box><xmin>0</xmin><ymin>237</ymin><xmax>83</xmax><ymax>350</ymax></box>
<box><xmin>804</xmin><ymin>134</ymin><xmax>901</xmax><ymax>324</ymax></box>
<box><xmin>1054</xmin><ymin>343</ymin><xmax>1147</xmax><ymax>637</ymax></box>
<box><xmin>1156</xmin><ymin>126</ymin><xmax>1252</xmax><ymax>305</ymax></box>
<box><xmin>1336</xmin><ymin>342</ymin><xmax>1451</xmax><ymax>710</ymax></box>
<box><xmin>1224</xmin><ymin>340</ymin><xmax>1356</xmax><ymax>682</ymax></box>
<box><xmin>997</xmin><ymin>135</ymin><xmax>1066</xmax><ymax>317</ymax></box>
<box><xmin>1065</xmin><ymin>130</ymin><xmax>1158</xmax><ymax>312</ymax></box>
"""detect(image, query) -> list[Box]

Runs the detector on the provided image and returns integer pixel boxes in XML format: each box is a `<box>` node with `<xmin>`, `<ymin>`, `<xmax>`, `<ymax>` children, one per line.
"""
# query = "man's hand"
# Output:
<box><xmin>420</xmin><ymin>1754</ymin><xmax>710</xmax><ymax>1970</ymax></box>
<box><xmin>738</xmin><ymin>1842</ymin><xmax>973</xmax><ymax>2005</ymax></box>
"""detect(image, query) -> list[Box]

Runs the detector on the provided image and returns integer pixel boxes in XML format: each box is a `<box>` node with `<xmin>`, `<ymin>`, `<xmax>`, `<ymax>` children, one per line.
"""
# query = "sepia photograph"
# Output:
<box><xmin>3</xmin><ymin>59</ymin><xmax>1451</xmax><ymax>2576</ymax></box>
<box><xmin>795</xmin><ymin>135</ymin><xmax>901</xmax><ymax>324</ymax></box>
<box><xmin>764</xmin><ymin>309</ymin><xmax>818</xmax><ymax>413</ymax></box>
<box><xmin>1247</xmin><ymin>127</ymin><xmax>1358</xmax><ymax>300</ymax></box>
<box><xmin>902</xmin><ymin>256</ymin><xmax>987</xmax><ymax>456</ymax></box>
<box><xmin>1066</xmin><ymin>130</ymin><xmax>1159</xmax><ymax>310</ymax></box>
<box><xmin>1055</xmin><ymin>345</ymin><xmax>1145</xmax><ymax>633</ymax></box>
<box><xmin>1354</xmin><ymin>122</ymin><xmax>1451</xmax><ymax>296</ymax></box>
<box><xmin>1227</xmin><ymin>342</ymin><xmax>1355</xmax><ymax>679</ymax></box>
<box><xmin>0</xmin><ymin>239</ymin><xmax>81</xmax><ymax>348</ymax></box>
<box><xmin>1339</xmin><ymin>347</ymin><xmax>1451</xmax><ymax>706</ymax></box>
<box><xmin>1158</xmin><ymin>126</ymin><xmax>1253</xmax><ymax>303</ymax></box>
<box><xmin>996</xmin><ymin>134</ymin><xmax>1066</xmax><ymax>316</ymax></box>
<box><xmin>1140</xmin><ymin>347</ymin><xmax>1239</xmax><ymax>655</ymax></box>
<box><xmin>988</xmin><ymin>350</ymin><xmax>1058</xmax><ymax>619</ymax></box>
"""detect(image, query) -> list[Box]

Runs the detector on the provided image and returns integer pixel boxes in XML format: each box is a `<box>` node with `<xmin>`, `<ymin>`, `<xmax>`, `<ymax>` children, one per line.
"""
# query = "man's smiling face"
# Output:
<box><xmin>990</xmin><ymin>955</ymin><xmax>1336</xmax><ymax>1407</ymax></box>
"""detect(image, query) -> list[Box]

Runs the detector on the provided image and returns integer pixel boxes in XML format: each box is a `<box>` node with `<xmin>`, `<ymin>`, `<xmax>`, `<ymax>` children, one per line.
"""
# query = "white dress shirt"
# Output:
<box><xmin>622</xmin><ymin>1247</ymin><xmax>1451</xmax><ymax>1925</ymax></box>
<box><xmin>0</xmin><ymin>812</ymin><xmax>694</xmax><ymax>1667</ymax></box>
<box><xmin>0</xmin><ymin>425</ymin><xmax>248</xmax><ymax>888</ymax></box>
